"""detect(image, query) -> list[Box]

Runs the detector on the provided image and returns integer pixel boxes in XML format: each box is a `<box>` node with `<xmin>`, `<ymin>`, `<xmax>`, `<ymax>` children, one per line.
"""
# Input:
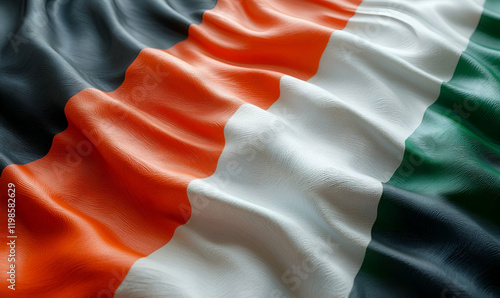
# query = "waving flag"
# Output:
<box><xmin>1</xmin><ymin>0</ymin><xmax>499</xmax><ymax>297</ymax></box>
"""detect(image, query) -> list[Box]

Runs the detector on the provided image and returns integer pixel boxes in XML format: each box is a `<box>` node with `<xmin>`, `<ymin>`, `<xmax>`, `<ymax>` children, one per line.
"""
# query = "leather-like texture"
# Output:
<box><xmin>0</xmin><ymin>0</ymin><xmax>361</xmax><ymax>296</ymax></box>
<box><xmin>0</xmin><ymin>0</ymin><xmax>498</xmax><ymax>297</ymax></box>
<box><xmin>0</xmin><ymin>0</ymin><xmax>217</xmax><ymax>171</ymax></box>
<box><xmin>351</xmin><ymin>1</ymin><xmax>500</xmax><ymax>296</ymax></box>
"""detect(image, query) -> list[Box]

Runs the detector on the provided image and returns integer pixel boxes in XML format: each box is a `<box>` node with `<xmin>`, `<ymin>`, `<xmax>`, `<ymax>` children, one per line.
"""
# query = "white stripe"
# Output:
<box><xmin>115</xmin><ymin>0</ymin><xmax>484</xmax><ymax>297</ymax></box>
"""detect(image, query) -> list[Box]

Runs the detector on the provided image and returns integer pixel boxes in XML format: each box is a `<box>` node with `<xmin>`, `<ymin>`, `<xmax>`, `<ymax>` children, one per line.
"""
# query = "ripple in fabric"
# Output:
<box><xmin>0</xmin><ymin>0</ymin><xmax>216</xmax><ymax>171</ymax></box>
<box><xmin>352</xmin><ymin>0</ymin><xmax>500</xmax><ymax>296</ymax></box>
<box><xmin>0</xmin><ymin>0</ymin><xmax>498</xmax><ymax>297</ymax></box>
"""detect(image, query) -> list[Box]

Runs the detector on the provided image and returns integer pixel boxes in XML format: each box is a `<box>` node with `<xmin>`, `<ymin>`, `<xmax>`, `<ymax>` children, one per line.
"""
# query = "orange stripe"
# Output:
<box><xmin>0</xmin><ymin>0</ymin><xmax>361</xmax><ymax>296</ymax></box>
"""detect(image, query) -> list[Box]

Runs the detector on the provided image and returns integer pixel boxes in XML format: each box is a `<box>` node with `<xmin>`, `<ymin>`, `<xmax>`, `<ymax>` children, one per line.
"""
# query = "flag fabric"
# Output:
<box><xmin>0</xmin><ymin>0</ymin><xmax>498</xmax><ymax>297</ymax></box>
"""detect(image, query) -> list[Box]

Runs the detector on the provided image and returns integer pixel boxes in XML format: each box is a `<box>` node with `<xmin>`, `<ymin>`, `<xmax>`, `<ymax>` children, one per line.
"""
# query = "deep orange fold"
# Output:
<box><xmin>0</xmin><ymin>0</ymin><xmax>362</xmax><ymax>296</ymax></box>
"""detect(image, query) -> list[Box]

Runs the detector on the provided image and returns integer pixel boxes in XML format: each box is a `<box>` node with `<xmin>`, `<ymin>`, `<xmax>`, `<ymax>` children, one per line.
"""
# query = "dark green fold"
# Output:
<box><xmin>351</xmin><ymin>0</ymin><xmax>500</xmax><ymax>296</ymax></box>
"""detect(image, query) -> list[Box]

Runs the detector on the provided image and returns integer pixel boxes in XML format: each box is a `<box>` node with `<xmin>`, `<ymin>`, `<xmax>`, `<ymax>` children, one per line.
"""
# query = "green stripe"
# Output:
<box><xmin>351</xmin><ymin>0</ymin><xmax>500</xmax><ymax>296</ymax></box>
